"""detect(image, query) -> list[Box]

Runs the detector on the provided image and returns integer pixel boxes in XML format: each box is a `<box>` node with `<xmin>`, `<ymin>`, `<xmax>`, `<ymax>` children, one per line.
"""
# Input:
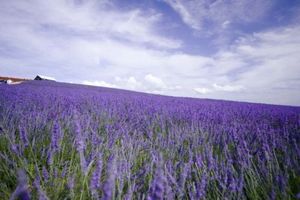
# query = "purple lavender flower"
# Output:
<box><xmin>293</xmin><ymin>139</ymin><xmax>300</xmax><ymax>159</ymax></box>
<box><xmin>196</xmin><ymin>171</ymin><xmax>207</xmax><ymax>199</ymax></box>
<box><xmin>61</xmin><ymin>165</ymin><xmax>67</xmax><ymax>178</ymax></box>
<box><xmin>75</xmin><ymin>117</ymin><xmax>85</xmax><ymax>152</ymax></box>
<box><xmin>1</xmin><ymin>73</ymin><xmax>300</xmax><ymax>199</ymax></box>
<box><xmin>102</xmin><ymin>154</ymin><xmax>116</xmax><ymax>200</ymax></box>
<box><xmin>165</xmin><ymin>181</ymin><xmax>174</xmax><ymax>200</ymax></box>
<box><xmin>90</xmin><ymin>155</ymin><xmax>102</xmax><ymax>199</ymax></box>
<box><xmin>74</xmin><ymin>115</ymin><xmax>87</xmax><ymax>174</ymax></box>
<box><xmin>276</xmin><ymin>175</ymin><xmax>286</xmax><ymax>193</ymax></box>
<box><xmin>179</xmin><ymin>163</ymin><xmax>189</xmax><ymax>194</ymax></box>
<box><xmin>206</xmin><ymin>148</ymin><xmax>214</xmax><ymax>171</ymax></box>
<box><xmin>47</xmin><ymin>149</ymin><xmax>54</xmax><ymax>166</ymax></box>
<box><xmin>148</xmin><ymin>161</ymin><xmax>165</xmax><ymax>200</ymax></box>
<box><xmin>227</xmin><ymin>171</ymin><xmax>237</xmax><ymax>192</ymax></box>
<box><xmin>270</xmin><ymin>188</ymin><xmax>276</xmax><ymax>200</ymax></box>
<box><xmin>47</xmin><ymin>121</ymin><xmax>62</xmax><ymax>165</ymax></box>
<box><xmin>68</xmin><ymin>175</ymin><xmax>75</xmax><ymax>190</ymax></box>
<box><xmin>42</xmin><ymin>166</ymin><xmax>49</xmax><ymax>182</ymax></box>
<box><xmin>11</xmin><ymin>143</ymin><xmax>20</xmax><ymax>155</ymax></box>
<box><xmin>9</xmin><ymin>169</ymin><xmax>30</xmax><ymax>200</ymax></box>
<box><xmin>237</xmin><ymin>176</ymin><xmax>244</xmax><ymax>193</ymax></box>
<box><xmin>50</xmin><ymin>121</ymin><xmax>62</xmax><ymax>151</ymax></box>
<box><xmin>33</xmin><ymin>177</ymin><xmax>49</xmax><ymax>200</ymax></box>
<box><xmin>19</xmin><ymin>125</ymin><xmax>29</xmax><ymax>148</ymax></box>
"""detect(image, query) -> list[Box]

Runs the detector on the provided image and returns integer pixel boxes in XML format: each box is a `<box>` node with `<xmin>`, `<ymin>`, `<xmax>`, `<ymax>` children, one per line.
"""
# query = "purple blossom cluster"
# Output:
<box><xmin>0</xmin><ymin>80</ymin><xmax>299</xmax><ymax>199</ymax></box>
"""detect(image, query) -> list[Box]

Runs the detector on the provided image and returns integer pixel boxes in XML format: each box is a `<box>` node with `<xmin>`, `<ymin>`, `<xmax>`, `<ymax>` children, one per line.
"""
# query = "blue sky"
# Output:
<box><xmin>0</xmin><ymin>0</ymin><xmax>300</xmax><ymax>106</ymax></box>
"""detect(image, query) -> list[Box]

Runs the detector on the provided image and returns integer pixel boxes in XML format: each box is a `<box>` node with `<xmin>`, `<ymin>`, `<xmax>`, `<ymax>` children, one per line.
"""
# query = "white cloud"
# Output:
<box><xmin>164</xmin><ymin>0</ymin><xmax>271</xmax><ymax>31</ymax></box>
<box><xmin>163</xmin><ymin>0</ymin><xmax>201</xmax><ymax>30</ymax></box>
<box><xmin>144</xmin><ymin>74</ymin><xmax>167</xmax><ymax>89</ymax></box>
<box><xmin>194</xmin><ymin>87</ymin><xmax>212</xmax><ymax>94</ymax></box>
<box><xmin>222</xmin><ymin>20</ymin><xmax>231</xmax><ymax>29</ymax></box>
<box><xmin>233</xmin><ymin>26</ymin><xmax>300</xmax><ymax>89</ymax></box>
<box><xmin>115</xmin><ymin>76</ymin><xmax>143</xmax><ymax>90</ymax></box>
<box><xmin>194</xmin><ymin>84</ymin><xmax>244</xmax><ymax>94</ymax></box>
<box><xmin>213</xmin><ymin>83</ymin><xmax>244</xmax><ymax>92</ymax></box>
<box><xmin>190</xmin><ymin>25</ymin><xmax>300</xmax><ymax>105</ymax></box>
<box><xmin>127</xmin><ymin>76</ymin><xmax>138</xmax><ymax>85</ymax></box>
<box><xmin>82</xmin><ymin>80</ymin><xmax>117</xmax><ymax>88</ymax></box>
<box><xmin>82</xmin><ymin>75</ymin><xmax>183</xmax><ymax>95</ymax></box>
<box><xmin>0</xmin><ymin>0</ymin><xmax>180</xmax><ymax>50</ymax></box>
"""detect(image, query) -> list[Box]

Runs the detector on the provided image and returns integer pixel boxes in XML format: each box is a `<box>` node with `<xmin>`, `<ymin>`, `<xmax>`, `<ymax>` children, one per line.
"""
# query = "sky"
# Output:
<box><xmin>0</xmin><ymin>0</ymin><xmax>300</xmax><ymax>106</ymax></box>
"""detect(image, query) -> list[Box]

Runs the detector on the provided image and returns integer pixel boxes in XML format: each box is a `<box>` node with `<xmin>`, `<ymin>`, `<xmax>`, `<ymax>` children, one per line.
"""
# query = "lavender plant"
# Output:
<box><xmin>0</xmin><ymin>80</ymin><xmax>299</xmax><ymax>199</ymax></box>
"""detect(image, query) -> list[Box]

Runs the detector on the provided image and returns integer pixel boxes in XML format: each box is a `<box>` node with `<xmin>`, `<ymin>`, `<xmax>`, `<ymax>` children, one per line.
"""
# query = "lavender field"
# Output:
<box><xmin>0</xmin><ymin>80</ymin><xmax>299</xmax><ymax>200</ymax></box>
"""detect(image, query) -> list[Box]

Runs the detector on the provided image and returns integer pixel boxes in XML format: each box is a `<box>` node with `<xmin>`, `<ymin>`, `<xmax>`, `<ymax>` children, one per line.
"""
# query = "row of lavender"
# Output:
<box><xmin>0</xmin><ymin>80</ymin><xmax>299</xmax><ymax>199</ymax></box>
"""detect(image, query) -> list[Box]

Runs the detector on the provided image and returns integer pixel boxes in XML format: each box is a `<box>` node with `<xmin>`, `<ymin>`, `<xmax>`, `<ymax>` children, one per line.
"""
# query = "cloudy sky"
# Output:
<box><xmin>1</xmin><ymin>0</ymin><xmax>300</xmax><ymax>106</ymax></box>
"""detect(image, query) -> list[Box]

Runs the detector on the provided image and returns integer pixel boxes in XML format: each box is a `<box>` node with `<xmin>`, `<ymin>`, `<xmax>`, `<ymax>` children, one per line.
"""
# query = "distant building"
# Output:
<box><xmin>0</xmin><ymin>76</ymin><xmax>29</xmax><ymax>84</ymax></box>
<box><xmin>34</xmin><ymin>75</ymin><xmax>56</xmax><ymax>81</ymax></box>
<box><xmin>0</xmin><ymin>79</ymin><xmax>7</xmax><ymax>84</ymax></box>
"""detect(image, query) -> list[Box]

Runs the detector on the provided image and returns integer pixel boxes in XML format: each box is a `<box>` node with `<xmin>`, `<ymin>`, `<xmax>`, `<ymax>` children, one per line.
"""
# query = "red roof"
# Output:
<box><xmin>0</xmin><ymin>76</ymin><xmax>31</xmax><ymax>82</ymax></box>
